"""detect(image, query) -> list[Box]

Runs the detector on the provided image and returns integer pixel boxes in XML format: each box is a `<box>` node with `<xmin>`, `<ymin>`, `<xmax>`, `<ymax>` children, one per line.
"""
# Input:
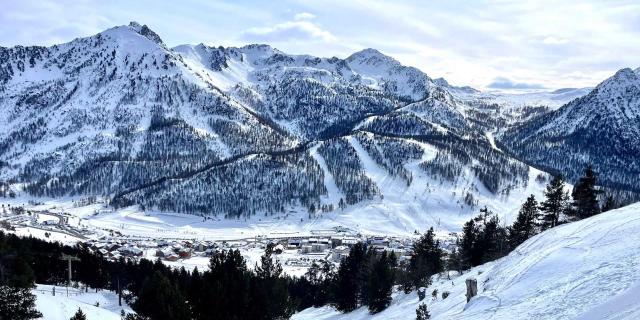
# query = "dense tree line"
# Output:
<box><xmin>0</xmin><ymin>233</ymin><xmax>299</xmax><ymax>320</ymax></box>
<box><xmin>453</xmin><ymin>166</ymin><xmax>618</xmax><ymax>269</ymax></box>
<box><xmin>355</xmin><ymin>132</ymin><xmax>422</xmax><ymax>185</ymax></box>
<box><xmin>2</xmin><ymin>167</ymin><xmax>619</xmax><ymax>319</ymax></box>
<box><xmin>290</xmin><ymin>242</ymin><xmax>402</xmax><ymax>314</ymax></box>
<box><xmin>1</xmin><ymin>230</ymin><xmax>428</xmax><ymax>319</ymax></box>
<box><xmin>318</xmin><ymin>138</ymin><xmax>379</xmax><ymax>205</ymax></box>
<box><xmin>499</xmin><ymin>81</ymin><xmax>640</xmax><ymax>198</ymax></box>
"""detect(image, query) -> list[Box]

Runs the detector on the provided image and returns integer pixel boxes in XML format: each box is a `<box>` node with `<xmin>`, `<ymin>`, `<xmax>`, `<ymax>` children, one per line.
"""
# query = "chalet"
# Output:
<box><xmin>300</xmin><ymin>245</ymin><xmax>313</xmax><ymax>254</ymax></box>
<box><xmin>41</xmin><ymin>218</ymin><xmax>58</xmax><ymax>226</ymax></box>
<box><xmin>178</xmin><ymin>248</ymin><xmax>192</xmax><ymax>259</ymax></box>
<box><xmin>287</xmin><ymin>238</ymin><xmax>302</xmax><ymax>248</ymax></box>
<box><xmin>119</xmin><ymin>246</ymin><xmax>143</xmax><ymax>257</ymax></box>
<box><xmin>341</xmin><ymin>237</ymin><xmax>358</xmax><ymax>247</ymax></box>
<box><xmin>331</xmin><ymin>246</ymin><xmax>350</xmax><ymax>262</ymax></box>
<box><xmin>369</xmin><ymin>236</ymin><xmax>389</xmax><ymax>246</ymax></box>
<box><xmin>311</xmin><ymin>243</ymin><xmax>328</xmax><ymax>252</ymax></box>
<box><xmin>165</xmin><ymin>253</ymin><xmax>179</xmax><ymax>261</ymax></box>
<box><xmin>194</xmin><ymin>242</ymin><xmax>207</xmax><ymax>252</ymax></box>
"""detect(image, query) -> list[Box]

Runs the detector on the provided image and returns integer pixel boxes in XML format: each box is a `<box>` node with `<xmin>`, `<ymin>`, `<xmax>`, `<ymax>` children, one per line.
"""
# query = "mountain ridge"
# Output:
<box><xmin>0</xmin><ymin>22</ymin><xmax>636</xmax><ymax>233</ymax></box>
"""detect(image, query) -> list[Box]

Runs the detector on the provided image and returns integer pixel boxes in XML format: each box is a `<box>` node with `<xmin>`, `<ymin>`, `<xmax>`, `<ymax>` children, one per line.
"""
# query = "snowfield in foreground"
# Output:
<box><xmin>34</xmin><ymin>284</ymin><xmax>132</xmax><ymax>320</ymax></box>
<box><xmin>294</xmin><ymin>202</ymin><xmax>640</xmax><ymax>320</ymax></box>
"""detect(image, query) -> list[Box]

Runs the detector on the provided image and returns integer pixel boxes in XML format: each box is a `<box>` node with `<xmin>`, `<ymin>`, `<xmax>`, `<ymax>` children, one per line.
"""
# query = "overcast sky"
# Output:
<box><xmin>1</xmin><ymin>0</ymin><xmax>639</xmax><ymax>90</ymax></box>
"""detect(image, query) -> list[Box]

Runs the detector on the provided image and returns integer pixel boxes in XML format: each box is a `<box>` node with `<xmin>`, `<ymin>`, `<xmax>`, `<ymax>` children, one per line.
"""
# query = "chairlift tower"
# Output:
<box><xmin>59</xmin><ymin>253</ymin><xmax>81</xmax><ymax>296</ymax></box>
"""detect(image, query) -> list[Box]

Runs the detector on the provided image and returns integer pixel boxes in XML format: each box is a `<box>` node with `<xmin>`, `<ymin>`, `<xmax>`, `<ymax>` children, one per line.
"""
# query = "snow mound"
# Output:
<box><xmin>293</xmin><ymin>202</ymin><xmax>640</xmax><ymax>319</ymax></box>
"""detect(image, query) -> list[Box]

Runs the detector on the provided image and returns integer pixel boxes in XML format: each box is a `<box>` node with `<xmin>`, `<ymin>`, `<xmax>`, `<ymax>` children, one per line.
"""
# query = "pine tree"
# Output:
<box><xmin>334</xmin><ymin>242</ymin><xmax>367</xmax><ymax>312</ymax></box>
<box><xmin>408</xmin><ymin>227</ymin><xmax>443</xmax><ymax>289</ymax></box>
<box><xmin>366</xmin><ymin>252</ymin><xmax>395</xmax><ymax>313</ymax></box>
<box><xmin>508</xmin><ymin>195</ymin><xmax>539</xmax><ymax>249</ymax></box>
<box><xmin>459</xmin><ymin>219</ymin><xmax>478</xmax><ymax>269</ymax></box>
<box><xmin>571</xmin><ymin>166</ymin><xmax>600</xmax><ymax>219</ymax></box>
<box><xmin>70</xmin><ymin>308</ymin><xmax>87</xmax><ymax>320</ymax></box>
<box><xmin>446</xmin><ymin>247</ymin><xmax>464</xmax><ymax>276</ymax></box>
<box><xmin>0</xmin><ymin>286</ymin><xmax>42</xmax><ymax>320</ymax></box>
<box><xmin>250</xmin><ymin>243</ymin><xmax>294</xmax><ymax>320</ymax></box>
<box><xmin>198</xmin><ymin>249</ymin><xmax>250</xmax><ymax>320</ymax></box>
<box><xmin>478</xmin><ymin>214</ymin><xmax>507</xmax><ymax>263</ymax></box>
<box><xmin>255</xmin><ymin>243</ymin><xmax>283</xmax><ymax>279</ymax></box>
<box><xmin>539</xmin><ymin>175</ymin><xmax>567</xmax><ymax>230</ymax></box>
<box><xmin>416</xmin><ymin>303</ymin><xmax>430</xmax><ymax>320</ymax></box>
<box><xmin>133</xmin><ymin>271</ymin><xmax>190</xmax><ymax>320</ymax></box>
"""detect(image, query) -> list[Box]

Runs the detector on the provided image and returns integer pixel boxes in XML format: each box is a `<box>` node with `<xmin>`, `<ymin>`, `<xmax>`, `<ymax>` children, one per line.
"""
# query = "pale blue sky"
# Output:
<box><xmin>1</xmin><ymin>0</ymin><xmax>639</xmax><ymax>90</ymax></box>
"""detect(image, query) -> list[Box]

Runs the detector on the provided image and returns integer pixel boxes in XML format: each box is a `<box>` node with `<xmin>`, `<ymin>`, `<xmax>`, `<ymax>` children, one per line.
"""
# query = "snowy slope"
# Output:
<box><xmin>1</xmin><ymin>22</ymin><xmax>635</xmax><ymax>235</ymax></box>
<box><xmin>499</xmin><ymin>68</ymin><xmax>640</xmax><ymax>195</ymax></box>
<box><xmin>294</xmin><ymin>201</ymin><xmax>640</xmax><ymax>319</ymax></box>
<box><xmin>34</xmin><ymin>284</ymin><xmax>133</xmax><ymax>320</ymax></box>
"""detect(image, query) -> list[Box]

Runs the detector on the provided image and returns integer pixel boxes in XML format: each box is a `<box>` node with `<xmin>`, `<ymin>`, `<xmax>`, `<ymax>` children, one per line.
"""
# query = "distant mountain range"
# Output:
<box><xmin>499</xmin><ymin>68</ymin><xmax>640</xmax><ymax>194</ymax></box>
<box><xmin>0</xmin><ymin>22</ymin><xmax>637</xmax><ymax>231</ymax></box>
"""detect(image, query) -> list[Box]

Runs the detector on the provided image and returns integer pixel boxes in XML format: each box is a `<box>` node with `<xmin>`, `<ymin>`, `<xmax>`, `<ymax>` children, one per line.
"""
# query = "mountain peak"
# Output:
<box><xmin>127</xmin><ymin>21</ymin><xmax>164</xmax><ymax>45</ymax></box>
<box><xmin>346</xmin><ymin>48</ymin><xmax>398</xmax><ymax>66</ymax></box>
<box><xmin>595</xmin><ymin>68</ymin><xmax>639</xmax><ymax>93</ymax></box>
<box><xmin>433</xmin><ymin>77</ymin><xmax>450</xmax><ymax>87</ymax></box>
<box><xmin>351</xmin><ymin>48</ymin><xmax>384</xmax><ymax>56</ymax></box>
<box><xmin>614</xmin><ymin>67</ymin><xmax>636</xmax><ymax>77</ymax></box>
<box><xmin>98</xmin><ymin>22</ymin><xmax>166</xmax><ymax>49</ymax></box>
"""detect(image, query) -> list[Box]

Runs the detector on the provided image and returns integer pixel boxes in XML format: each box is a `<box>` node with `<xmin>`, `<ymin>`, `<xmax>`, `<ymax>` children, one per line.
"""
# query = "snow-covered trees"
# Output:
<box><xmin>416</xmin><ymin>303</ymin><xmax>430</xmax><ymax>320</ymax></box>
<box><xmin>69</xmin><ymin>308</ymin><xmax>87</xmax><ymax>320</ymax></box>
<box><xmin>318</xmin><ymin>138</ymin><xmax>379</xmax><ymax>205</ymax></box>
<box><xmin>499</xmin><ymin>68</ymin><xmax>640</xmax><ymax>200</ymax></box>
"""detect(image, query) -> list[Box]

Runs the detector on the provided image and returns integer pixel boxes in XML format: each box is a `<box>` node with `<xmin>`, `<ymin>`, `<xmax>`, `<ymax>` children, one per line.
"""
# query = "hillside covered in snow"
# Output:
<box><xmin>499</xmin><ymin>68</ymin><xmax>640</xmax><ymax>197</ymax></box>
<box><xmin>293</xmin><ymin>201</ymin><xmax>640</xmax><ymax>320</ymax></box>
<box><xmin>0</xmin><ymin>22</ymin><xmax>551</xmax><ymax>232</ymax></box>
<box><xmin>0</xmin><ymin>22</ymin><xmax>637</xmax><ymax>234</ymax></box>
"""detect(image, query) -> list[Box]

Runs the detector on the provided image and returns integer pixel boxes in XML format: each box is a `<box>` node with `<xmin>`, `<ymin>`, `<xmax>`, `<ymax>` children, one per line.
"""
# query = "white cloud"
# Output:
<box><xmin>542</xmin><ymin>36</ymin><xmax>569</xmax><ymax>45</ymax></box>
<box><xmin>241</xmin><ymin>20</ymin><xmax>336</xmax><ymax>43</ymax></box>
<box><xmin>294</xmin><ymin>12</ymin><xmax>316</xmax><ymax>20</ymax></box>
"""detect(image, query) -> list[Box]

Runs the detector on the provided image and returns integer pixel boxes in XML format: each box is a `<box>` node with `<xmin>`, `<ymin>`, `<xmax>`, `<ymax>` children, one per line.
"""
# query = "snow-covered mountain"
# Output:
<box><xmin>0</xmin><ymin>22</ymin><xmax>635</xmax><ymax>231</ymax></box>
<box><xmin>294</xmin><ymin>202</ymin><xmax>640</xmax><ymax>319</ymax></box>
<box><xmin>472</xmin><ymin>87</ymin><xmax>592</xmax><ymax>109</ymax></box>
<box><xmin>498</xmin><ymin>68</ymin><xmax>640</xmax><ymax>196</ymax></box>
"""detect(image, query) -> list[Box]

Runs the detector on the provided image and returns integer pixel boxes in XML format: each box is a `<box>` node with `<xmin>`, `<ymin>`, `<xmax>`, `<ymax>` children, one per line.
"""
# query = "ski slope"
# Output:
<box><xmin>34</xmin><ymin>284</ymin><xmax>133</xmax><ymax>320</ymax></box>
<box><xmin>293</xmin><ymin>202</ymin><xmax>640</xmax><ymax>320</ymax></box>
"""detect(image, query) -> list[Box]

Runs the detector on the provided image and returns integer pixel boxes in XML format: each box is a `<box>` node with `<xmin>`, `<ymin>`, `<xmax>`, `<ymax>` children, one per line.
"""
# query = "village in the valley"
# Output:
<box><xmin>0</xmin><ymin>198</ymin><xmax>458</xmax><ymax>276</ymax></box>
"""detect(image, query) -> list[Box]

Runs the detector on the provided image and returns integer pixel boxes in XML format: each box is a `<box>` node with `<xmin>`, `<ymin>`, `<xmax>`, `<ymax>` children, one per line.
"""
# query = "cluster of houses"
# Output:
<box><xmin>81</xmin><ymin>233</ymin><xmax>421</xmax><ymax>266</ymax></box>
<box><xmin>284</xmin><ymin>235</ymin><xmax>415</xmax><ymax>263</ymax></box>
<box><xmin>84</xmin><ymin>238</ymin><xmax>219</xmax><ymax>262</ymax></box>
<box><xmin>85</xmin><ymin>240</ymin><xmax>146</xmax><ymax>262</ymax></box>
